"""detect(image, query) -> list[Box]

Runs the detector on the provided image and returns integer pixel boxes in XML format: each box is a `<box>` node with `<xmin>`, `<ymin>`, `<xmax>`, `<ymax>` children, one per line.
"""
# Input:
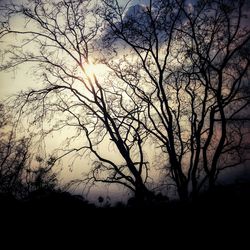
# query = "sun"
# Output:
<box><xmin>84</xmin><ymin>61</ymin><xmax>108</xmax><ymax>82</ymax></box>
<box><xmin>85</xmin><ymin>61</ymin><xmax>96</xmax><ymax>78</ymax></box>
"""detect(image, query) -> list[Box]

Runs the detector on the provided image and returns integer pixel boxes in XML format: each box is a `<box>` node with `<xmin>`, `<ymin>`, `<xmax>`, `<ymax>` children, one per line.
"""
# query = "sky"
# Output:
<box><xmin>0</xmin><ymin>0</ymin><xmax>162</xmax><ymax>203</ymax></box>
<box><xmin>0</xmin><ymin>0</ymin><xmax>250</xmax><ymax>203</ymax></box>
<box><xmin>119</xmin><ymin>0</ymin><xmax>149</xmax><ymax>6</ymax></box>
<box><xmin>0</xmin><ymin>0</ymin><xmax>147</xmax><ymax>99</ymax></box>
<box><xmin>0</xmin><ymin>0</ymin><xmax>198</xmax><ymax>100</ymax></box>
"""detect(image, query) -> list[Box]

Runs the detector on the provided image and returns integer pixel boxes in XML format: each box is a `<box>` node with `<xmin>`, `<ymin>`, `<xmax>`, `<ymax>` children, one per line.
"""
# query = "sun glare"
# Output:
<box><xmin>84</xmin><ymin>61</ymin><xmax>107</xmax><ymax>82</ymax></box>
<box><xmin>85</xmin><ymin>62</ymin><xmax>95</xmax><ymax>77</ymax></box>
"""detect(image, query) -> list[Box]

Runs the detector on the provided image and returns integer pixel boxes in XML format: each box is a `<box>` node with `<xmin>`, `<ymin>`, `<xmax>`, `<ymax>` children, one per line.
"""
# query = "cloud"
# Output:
<box><xmin>101</xmin><ymin>3</ymin><xmax>150</xmax><ymax>49</ymax></box>
<box><xmin>101</xmin><ymin>1</ymin><xmax>184</xmax><ymax>50</ymax></box>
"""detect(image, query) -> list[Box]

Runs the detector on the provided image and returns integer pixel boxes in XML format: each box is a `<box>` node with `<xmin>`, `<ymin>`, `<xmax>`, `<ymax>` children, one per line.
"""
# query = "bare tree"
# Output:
<box><xmin>177</xmin><ymin>0</ymin><xmax>250</xmax><ymax>197</ymax></box>
<box><xmin>0</xmin><ymin>103</ymin><xmax>59</xmax><ymax>200</ymax></box>
<box><xmin>0</xmin><ymin>103</ymin><xmax>31</xmax><ymax>198</ymax></box>
<box><xmin>0</xmin><ymin>0</ymin><xmax>152</xmax><ymax>202</ymax></box>
<box><xmin>101</xmin><ymin>0</ymin><xmax>250</xmax><ymax>200</ymax></box>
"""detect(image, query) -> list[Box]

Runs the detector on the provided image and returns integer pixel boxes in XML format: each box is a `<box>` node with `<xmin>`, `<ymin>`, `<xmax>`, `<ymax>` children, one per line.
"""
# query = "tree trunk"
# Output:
<box><xmin>134</xmin><ymin>179</ymin><xmax>152</xmax><ymax>205</ymax></box>
<box><xmin>177</xmin><ymin>183</ymin><xmax>189</xmax><ymax>201</ymax></box>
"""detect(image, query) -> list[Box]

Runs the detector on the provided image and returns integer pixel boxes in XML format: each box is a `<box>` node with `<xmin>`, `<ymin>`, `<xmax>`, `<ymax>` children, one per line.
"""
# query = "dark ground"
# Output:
<box><xmin>1</xmin><ymin>181</ymin><xmax>249</xmax><ymax>246</ymax></box>
<box><xmin>1</xmin><ymin>184</ymin><xmax>249</xmax><ymax>247</ymax></box>
<box><xmin>1</xmin><ymin>181</ymin><xmax>250</xmax><ymax>220</ymax></box>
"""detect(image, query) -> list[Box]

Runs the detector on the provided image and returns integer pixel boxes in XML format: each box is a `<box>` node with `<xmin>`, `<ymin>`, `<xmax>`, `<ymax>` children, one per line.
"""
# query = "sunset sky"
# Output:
<box><xmin>0</xmin><ymin>0</ymin><xmax>148</xmax><ymax>99</ymax></box>
<box><xmin>0</xmin><ymin>0</ymin><xmax>250</xmax><ymax>205</ymax></box>
<box><xmin>0</xmin><ymin>0</ymin><xmax>158</xmax><ymax>202</ymax></box>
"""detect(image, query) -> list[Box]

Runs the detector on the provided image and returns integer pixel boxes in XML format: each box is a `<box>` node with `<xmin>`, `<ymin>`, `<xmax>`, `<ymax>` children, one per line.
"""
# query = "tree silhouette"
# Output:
<box><xmin>101</xmin><ymin>0</ymin><xmax>250</xmax><ymax>200</ymax></box>
<box><xmin>0</xmin><ymin>103</ymin><xmax>31</xmax><ymax>199</ymax></box>
<box><xmin>0</xmin><ymin>0</ymin><xmax>249</xmax><ymax>203</ymax></box>
<box><xmin>0</xmin><ymin>0</ymin><xmax>152</xmax><ymax>203</ymax></box>
<box><xmin>0</xmin><ymin>103</ymin><xmax>63</xmax><ymax>203</ymax></box>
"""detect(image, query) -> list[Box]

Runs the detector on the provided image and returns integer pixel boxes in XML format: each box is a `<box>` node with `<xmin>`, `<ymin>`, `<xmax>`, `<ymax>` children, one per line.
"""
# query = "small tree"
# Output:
<box><xmin>0</xmin><ymin>103</ymin><xmax>60</xmax><ymax>200</ymax></box>
<box><xmin>0</xmin><ymin>103</ymin><xmax>31</xmax><ymax>198</ymax></box>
